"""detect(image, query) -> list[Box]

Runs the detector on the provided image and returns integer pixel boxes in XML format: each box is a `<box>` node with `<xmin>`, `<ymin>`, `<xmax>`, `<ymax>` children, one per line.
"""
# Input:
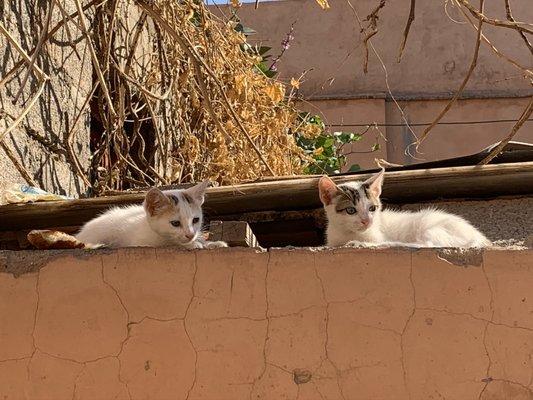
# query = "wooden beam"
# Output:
<box><xmin>1</xmin><ymin>162</ymin><xmax>532</xmax><ymax>231</ymax></box>
<box><xmin>208</xmin><ymin>221</ymin><xmax>258</xmax><ymax>247</ymax></box>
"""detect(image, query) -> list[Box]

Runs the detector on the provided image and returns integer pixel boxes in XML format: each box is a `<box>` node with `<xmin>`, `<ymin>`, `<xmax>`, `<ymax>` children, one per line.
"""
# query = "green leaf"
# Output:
<box><xmin>254</xmin><ymin>63</ymin><xmax>277</xmax><ymax>78</ymax></box>
<box><xmin>241</xmin><ymin>26</ymin><xmax>256</xmax><ymax>36</ymax></box>
<box><xmin>333</xmin><ymin>132</ymin><xmax>363</xmax><ymax>144</ymax></box>
<box><xmin>258</xmin><ymin>46</ymin><xmax>272</xmax><ymax>55</ymax></box>
<box><xmin>347</xmin><ymin>164</ymin><xmax>361</xmax><ymax>172</ymax></box>
<box><xmin>241</xmin><ymin>43</ymin><xmax>252</xmax><ymax>52</ymax></box>
<box><xmin>263</xmin><ymin>69</ymin><xmax>277</xmax><ymax>78</ymax></box>
<box><xmin>371</xmin><ymin>143</ymin><xmax>381</xmax><ymax>151</ymax></box>
<box><xmin>323</xmin><ymin>137</ymin><xmax>335</xmax><ymax>149</ymax></box>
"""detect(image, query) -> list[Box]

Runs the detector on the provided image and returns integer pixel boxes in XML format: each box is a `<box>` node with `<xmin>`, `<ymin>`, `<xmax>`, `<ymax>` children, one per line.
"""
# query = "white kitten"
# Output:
<box><xmin>318</xmin><ymin>170</ymin><xmax>491</xmax><ymax>248</ymax></box>
<box><xmin>76</xmin><ymin>181</ymin><xmax>227</xmax><ymax>249</ymax></box>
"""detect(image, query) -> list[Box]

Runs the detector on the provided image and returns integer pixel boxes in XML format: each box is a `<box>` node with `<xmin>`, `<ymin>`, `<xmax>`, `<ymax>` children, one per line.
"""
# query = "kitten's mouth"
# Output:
<box><xmin>181</xmin><ymin>236</ymin><xmax>197</xmax><ymax>244</ymax></box>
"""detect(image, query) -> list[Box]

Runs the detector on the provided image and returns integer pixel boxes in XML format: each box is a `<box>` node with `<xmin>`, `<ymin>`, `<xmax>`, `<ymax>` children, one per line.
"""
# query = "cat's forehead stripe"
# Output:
<box><xmin>338</xmin><ymin>184</ymin><xmax>369</xmax><ymax>202</ymax></box>
<box><xmin>168</xmin><ymin>194</ymin><xmax>179</xmax><ymax>205</ymax></box>
<box><xmin>183</xmin><ymin>193</ymin><xmax>193</xmax><ymax>204</ymax></box>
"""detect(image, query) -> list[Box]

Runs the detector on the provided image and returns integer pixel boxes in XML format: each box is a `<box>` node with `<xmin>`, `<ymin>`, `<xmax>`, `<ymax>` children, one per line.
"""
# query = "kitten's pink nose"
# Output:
<box><xmin>185</xmin><ymin>233</ymin><xmax>195</xmax><ymax>240</ymax></box>
<box><xmin>361</xmin><ymin>219</ymin><xmax>370</xmax><ymax>226</ymax></box>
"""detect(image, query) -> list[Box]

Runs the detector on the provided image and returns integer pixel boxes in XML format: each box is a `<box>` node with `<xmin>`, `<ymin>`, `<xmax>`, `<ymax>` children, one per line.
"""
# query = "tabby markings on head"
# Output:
<box><xmin>335</xmin><ymin>185</ymin><xmax>362</xmax><ymax>212</ymax></box>
<box><xmin>169</xmin><ymin>194</ymin><xmax>179</xmax><ymax>205</ymax></box>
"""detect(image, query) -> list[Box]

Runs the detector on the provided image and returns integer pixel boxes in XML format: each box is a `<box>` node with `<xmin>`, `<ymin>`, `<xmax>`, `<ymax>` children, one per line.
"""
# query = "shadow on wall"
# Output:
<box><xmin>0</xmin><ymin>0</ymin><xmax>91</xmax><ymax>196</ymax></box>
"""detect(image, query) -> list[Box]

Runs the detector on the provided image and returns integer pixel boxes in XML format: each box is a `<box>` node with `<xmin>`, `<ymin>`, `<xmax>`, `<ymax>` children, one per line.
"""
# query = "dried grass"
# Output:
<box><xmin>87</xmin><ymin>0</ymin><xmax>317</xmax><ymax>193</ymax></box>
<box><xmin>1</xmin><ymin>0</ymin><xmax>319</xmax><ymax>195</ymax></box>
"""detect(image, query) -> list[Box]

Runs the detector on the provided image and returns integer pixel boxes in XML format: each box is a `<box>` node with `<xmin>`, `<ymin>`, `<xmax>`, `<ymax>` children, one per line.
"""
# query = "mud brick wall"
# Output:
<box><xmin>1</xmin><ymin>247</ymin><xmax>533</xmax><ymax>399</ymax></box>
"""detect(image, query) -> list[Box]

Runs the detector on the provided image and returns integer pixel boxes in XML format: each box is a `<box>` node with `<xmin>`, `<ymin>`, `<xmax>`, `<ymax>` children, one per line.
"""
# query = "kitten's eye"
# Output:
<box><xmin>345</xmin><ymin>207</ymin><xmax>357</xmax><ymax>215</ymax></box>
<box><xmin>369</xmin><ymin>205</ymin><xmax>377</xmax><ymax>212</ymax></box>
<box><xmin>192</xmin><ymin>217</ymin><xmax>200</xmax><ymax>224</ymax></box>
<box><xmin>170</xmin><ymin>220</ymin><xmax>181</xmax><ymax>227</ymax></box>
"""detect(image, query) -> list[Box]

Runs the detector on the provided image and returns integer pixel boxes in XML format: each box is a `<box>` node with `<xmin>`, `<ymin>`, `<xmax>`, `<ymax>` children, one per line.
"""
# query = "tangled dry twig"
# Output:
<box><xmin>415</xmin><ymin>0</ymin><xmax>485</xmax><ymax>151</ymax></box>
<box><xmin>1</xmin><ymin>0</ymin><xmax>320</xmax><ymax>194</ymax></box>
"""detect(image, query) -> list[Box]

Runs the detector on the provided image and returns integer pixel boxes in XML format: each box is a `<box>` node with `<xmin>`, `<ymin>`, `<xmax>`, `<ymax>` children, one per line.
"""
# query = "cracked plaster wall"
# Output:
<box><xmin>1</xmin><ymin>247</ymin><xmax>533</xmax><ymax>400</ymax></box>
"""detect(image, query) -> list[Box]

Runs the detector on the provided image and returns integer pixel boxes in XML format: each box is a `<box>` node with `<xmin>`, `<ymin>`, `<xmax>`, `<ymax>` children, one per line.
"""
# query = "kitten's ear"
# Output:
<box><xmin>144</xmin><ymin>188</ymin><xmax>172</xmax><ymax>216</ymax></box>
<box><xmin>364</xmin><ymin>168</ymin><xmax>385</xmax><ymax>198</ymax></box>
<box><xmin>318</xmin><ymin>176</ymin><xmax>339</xmax><ymax>206</ymax></box>
<box><xmin>185</xmin><ymin>180</ymin><xmax>210</xmax><ymax>205</ymax></box>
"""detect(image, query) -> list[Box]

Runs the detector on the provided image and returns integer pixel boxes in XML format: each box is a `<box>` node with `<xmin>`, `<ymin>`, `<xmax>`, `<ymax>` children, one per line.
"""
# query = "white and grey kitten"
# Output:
<box><xmin>318</xmin><ymin>170</ymin><xmax>491</xmax><ymax>248</ymax></box>
<box><xmin>76</xmin><ymin>181</ymin><xmax>227</xmax><ymax>249</ymax></box>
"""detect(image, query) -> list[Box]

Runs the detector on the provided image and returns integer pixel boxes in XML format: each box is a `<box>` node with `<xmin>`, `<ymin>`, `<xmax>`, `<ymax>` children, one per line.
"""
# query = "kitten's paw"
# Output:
<box><xmin>190</xmin><ymin>241</ymin><xmax>205</xmax><ymax>249</ymax></box>
<box><xmin>204</xmin><ymin>240</ymin><xmax>228</xmax><ymax>249</ymax></box>
<box><xmin>84</xmin><ymin>243</ymin><xmax>108</xmax><ymax>250</ymax></box>
<box><xmin>345</xmin><ymin>240</ymin><xmax>377</xmax><ymax>248</ymax></box>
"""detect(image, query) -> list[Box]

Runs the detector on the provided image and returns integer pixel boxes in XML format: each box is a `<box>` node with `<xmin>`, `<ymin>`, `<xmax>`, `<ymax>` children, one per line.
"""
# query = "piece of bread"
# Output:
<box><xmin>27</xmin><ymin>230</ymin><xmax>85</xmax><ymax>250</ymax></box>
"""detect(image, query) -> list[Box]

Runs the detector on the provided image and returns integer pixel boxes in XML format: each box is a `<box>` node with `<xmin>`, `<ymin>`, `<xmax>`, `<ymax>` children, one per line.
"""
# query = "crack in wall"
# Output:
<box><xmin>71</xmin><ymin>364</ymin><xmax>86</xmax><ymax>400</ymax></box>
<box><xmin>100</xmin><ymin>255</ymin><xmax>131</xmax><ymax>324</ymax></box>
<box><xmin>9</xmin><ymin>258</ymin><xmax>131</xmax><ymax>399</ymax></box>
<box><xmin>313</xmin><ymin>253</ymin><xmax>347</xmax><ymax>400</ymax></box>
<box><xmin>5</xmin><ymin>248</ymin><xmax>533</xmax><ymax>399</ymax></box>
<box><xmin>249</xmin><ymin>251</ymin><xmax>271</xmax><ymax>400</ymax></box>
<box><xmin>100</xmin><ymin>255</ymin><xmax>133</xmax><ymax>399</ymax></box>
<box><xmin>184</xmin><ymin>251</ymin><xmax>199</xmax><ymax>400</ymax></box>
<box><xmin>479</xmin><ymin>257</ymin><xmax>496</xmax><ymax>399</ymax></box>
<box><xmin>400</xmin><ymin>252</ymin><xmax>416</xmax><ymax>400</ymax></box>
<box><xmin>27</xmin><ymin>271</ymin><xmax>40</xmax><ymax>381</ymax></box>
<box><xmin>416</xmin><ymin>307</ymin><xmax>533</xmax><ymax>333</ymax></box>
<box><xmin>491</xmin><ymin>378</ymin><xmax>533</xmax><ymax>394</ymax></box>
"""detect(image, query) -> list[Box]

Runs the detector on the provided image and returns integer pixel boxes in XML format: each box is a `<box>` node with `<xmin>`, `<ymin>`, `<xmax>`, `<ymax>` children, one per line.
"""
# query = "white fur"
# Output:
<box><xmin>76</xmin><ymin>183</ymin><xmax>227</xmax><ymax>249</ymax></box>
<box><xmin>320</xmin><ymin>172</ymin><xmax>491</xmax><ymax>248</ymax></box>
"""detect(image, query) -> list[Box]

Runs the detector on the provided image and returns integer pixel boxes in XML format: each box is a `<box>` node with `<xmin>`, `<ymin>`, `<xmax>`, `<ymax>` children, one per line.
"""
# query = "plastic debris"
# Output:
<box><xmin>0</xmin><ymin>184</ymin><xmax>70</xmax><ymax>205</ymax></box>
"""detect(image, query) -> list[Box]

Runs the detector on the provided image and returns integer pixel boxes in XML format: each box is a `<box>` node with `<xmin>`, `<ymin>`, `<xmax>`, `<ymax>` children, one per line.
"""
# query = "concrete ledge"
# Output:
<box><xmin>1</xmin><ymin>247</ymin><xmax>532</xmax><ymax>399</ymax></box>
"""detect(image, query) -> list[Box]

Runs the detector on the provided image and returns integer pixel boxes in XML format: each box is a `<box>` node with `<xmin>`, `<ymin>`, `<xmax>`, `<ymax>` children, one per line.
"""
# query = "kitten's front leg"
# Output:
<box><xmin>182</xmin><ymin>240</ymin><xmax>205</xmax><ymax>250</ymax></box>
<box><xmin>203</xmin><ymin>240</ymin><xmax>228</xmax><ymax>249</ymax></box>
<box><xmin>345</xmin><ymin>240</ymin><xmax>379</xmax><ymax>248</ymax></box>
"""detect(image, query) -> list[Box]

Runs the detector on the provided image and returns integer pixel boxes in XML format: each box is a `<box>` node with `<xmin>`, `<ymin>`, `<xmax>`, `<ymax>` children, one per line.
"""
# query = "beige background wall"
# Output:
<box><xmin>2</xmin><ymin>247</ymin><xmax>533</xmax><ymax>399</ymax></box>
<box><xmin>220</xmin><ymin>0</ymin><xmax>533</xmax><ymax>169</ymax></box>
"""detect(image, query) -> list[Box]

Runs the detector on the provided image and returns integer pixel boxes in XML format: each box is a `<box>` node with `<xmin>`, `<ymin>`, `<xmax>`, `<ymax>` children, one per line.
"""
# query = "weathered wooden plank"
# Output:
<box><xmin>208</xmin><ymin>221</ymin><xmax>258</xmax><ymax>247</ymax></box>
<box><xmin>1</xmin><ymin>162</ymin><xmax>532</xmax><ymax>231</ymax></box>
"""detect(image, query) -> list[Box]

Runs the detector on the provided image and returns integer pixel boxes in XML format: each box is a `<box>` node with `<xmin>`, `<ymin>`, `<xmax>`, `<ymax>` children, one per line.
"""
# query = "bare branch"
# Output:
<box><xmin>504</xmin><ymin>0</ymin><xmax>533</xmax><ymax>55</ymax></box>
<box><xmin>361</xmin><ymin>0</ymin><xmax>386</xmax><ymax>73</ymax></box>
<box><xmin>397</xmin><ymin>0</ymin><xmax>416</xmax><ymax>63</ymax></box>
<box><xmin>455</xmin><ymin>0</ymin><xmax>533</xmax><ymax>35</ymax></box>
<box><xmin>415</xmin><ymin>0</ymin><xmax>485</xmax><ymax>151</ymax></box>
<box><xmin>479</xmin><ymin>96</ymin><xmax>533</xmax><ymax>165</ymax></box>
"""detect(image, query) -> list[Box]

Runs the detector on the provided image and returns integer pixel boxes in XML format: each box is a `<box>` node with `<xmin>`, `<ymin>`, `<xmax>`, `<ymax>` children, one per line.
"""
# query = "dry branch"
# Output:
<box><xmin>397</xmin><ymin>0</ymin><xmax>416</xmax><ymax>63</ymax></box>
<box><xmin>361</xmin><ymin>0</ymin><xmax>386</xmax><ymax>73</ymax></box>
<box><xmin>73</xmin><ymin>0</ymin><xmax>117</xmax><ymax>119</ymax></box>
<box><xmin>0</xmin><ymin>142</ymin><xmax>37</xmax><ymax>186</ymax></box>
<box><xmin>504</xmin><ymin>0</ymin><xmax>533</xmax><ymax>55</ymax></box>
<box><xmin>455</xmin><ymin>0</ymin><xmax>533</xmax><ymax>36</ymax></box>
<box><xmin>414</xmin><ymin>0</ymin><xmax>485</xmax><ymax>151</ymax></box>
<box><xmin>13</xmin><ymin>2</ymin><xmax>54</xmax><ymax>104</ymax></box>
<box><xmin>457</xmin><ymin>5</ymin><xmax>533</xmax><ymax>78</ymax></box>
<box><xmin>479</xmin><ymin>96</ymin><xmax>533</xmax><ymax>165</ymax></box>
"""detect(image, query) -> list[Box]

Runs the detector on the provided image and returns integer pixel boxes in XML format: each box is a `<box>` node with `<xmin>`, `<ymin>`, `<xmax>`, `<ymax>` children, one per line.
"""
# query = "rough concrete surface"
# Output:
<box><xmin>398</xmin><ymin>197</ymin><xmax>533</xmax><ymax>245</ymax></box>
<box><xmin>0</xmin><ymin>1</ymin><xmax>91</xmax><ymax>196</ymax></box>
<box><xmin>1</xmin><ymin>247</ymin><xmax>533</xmax><ymax>399</ymax></box>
